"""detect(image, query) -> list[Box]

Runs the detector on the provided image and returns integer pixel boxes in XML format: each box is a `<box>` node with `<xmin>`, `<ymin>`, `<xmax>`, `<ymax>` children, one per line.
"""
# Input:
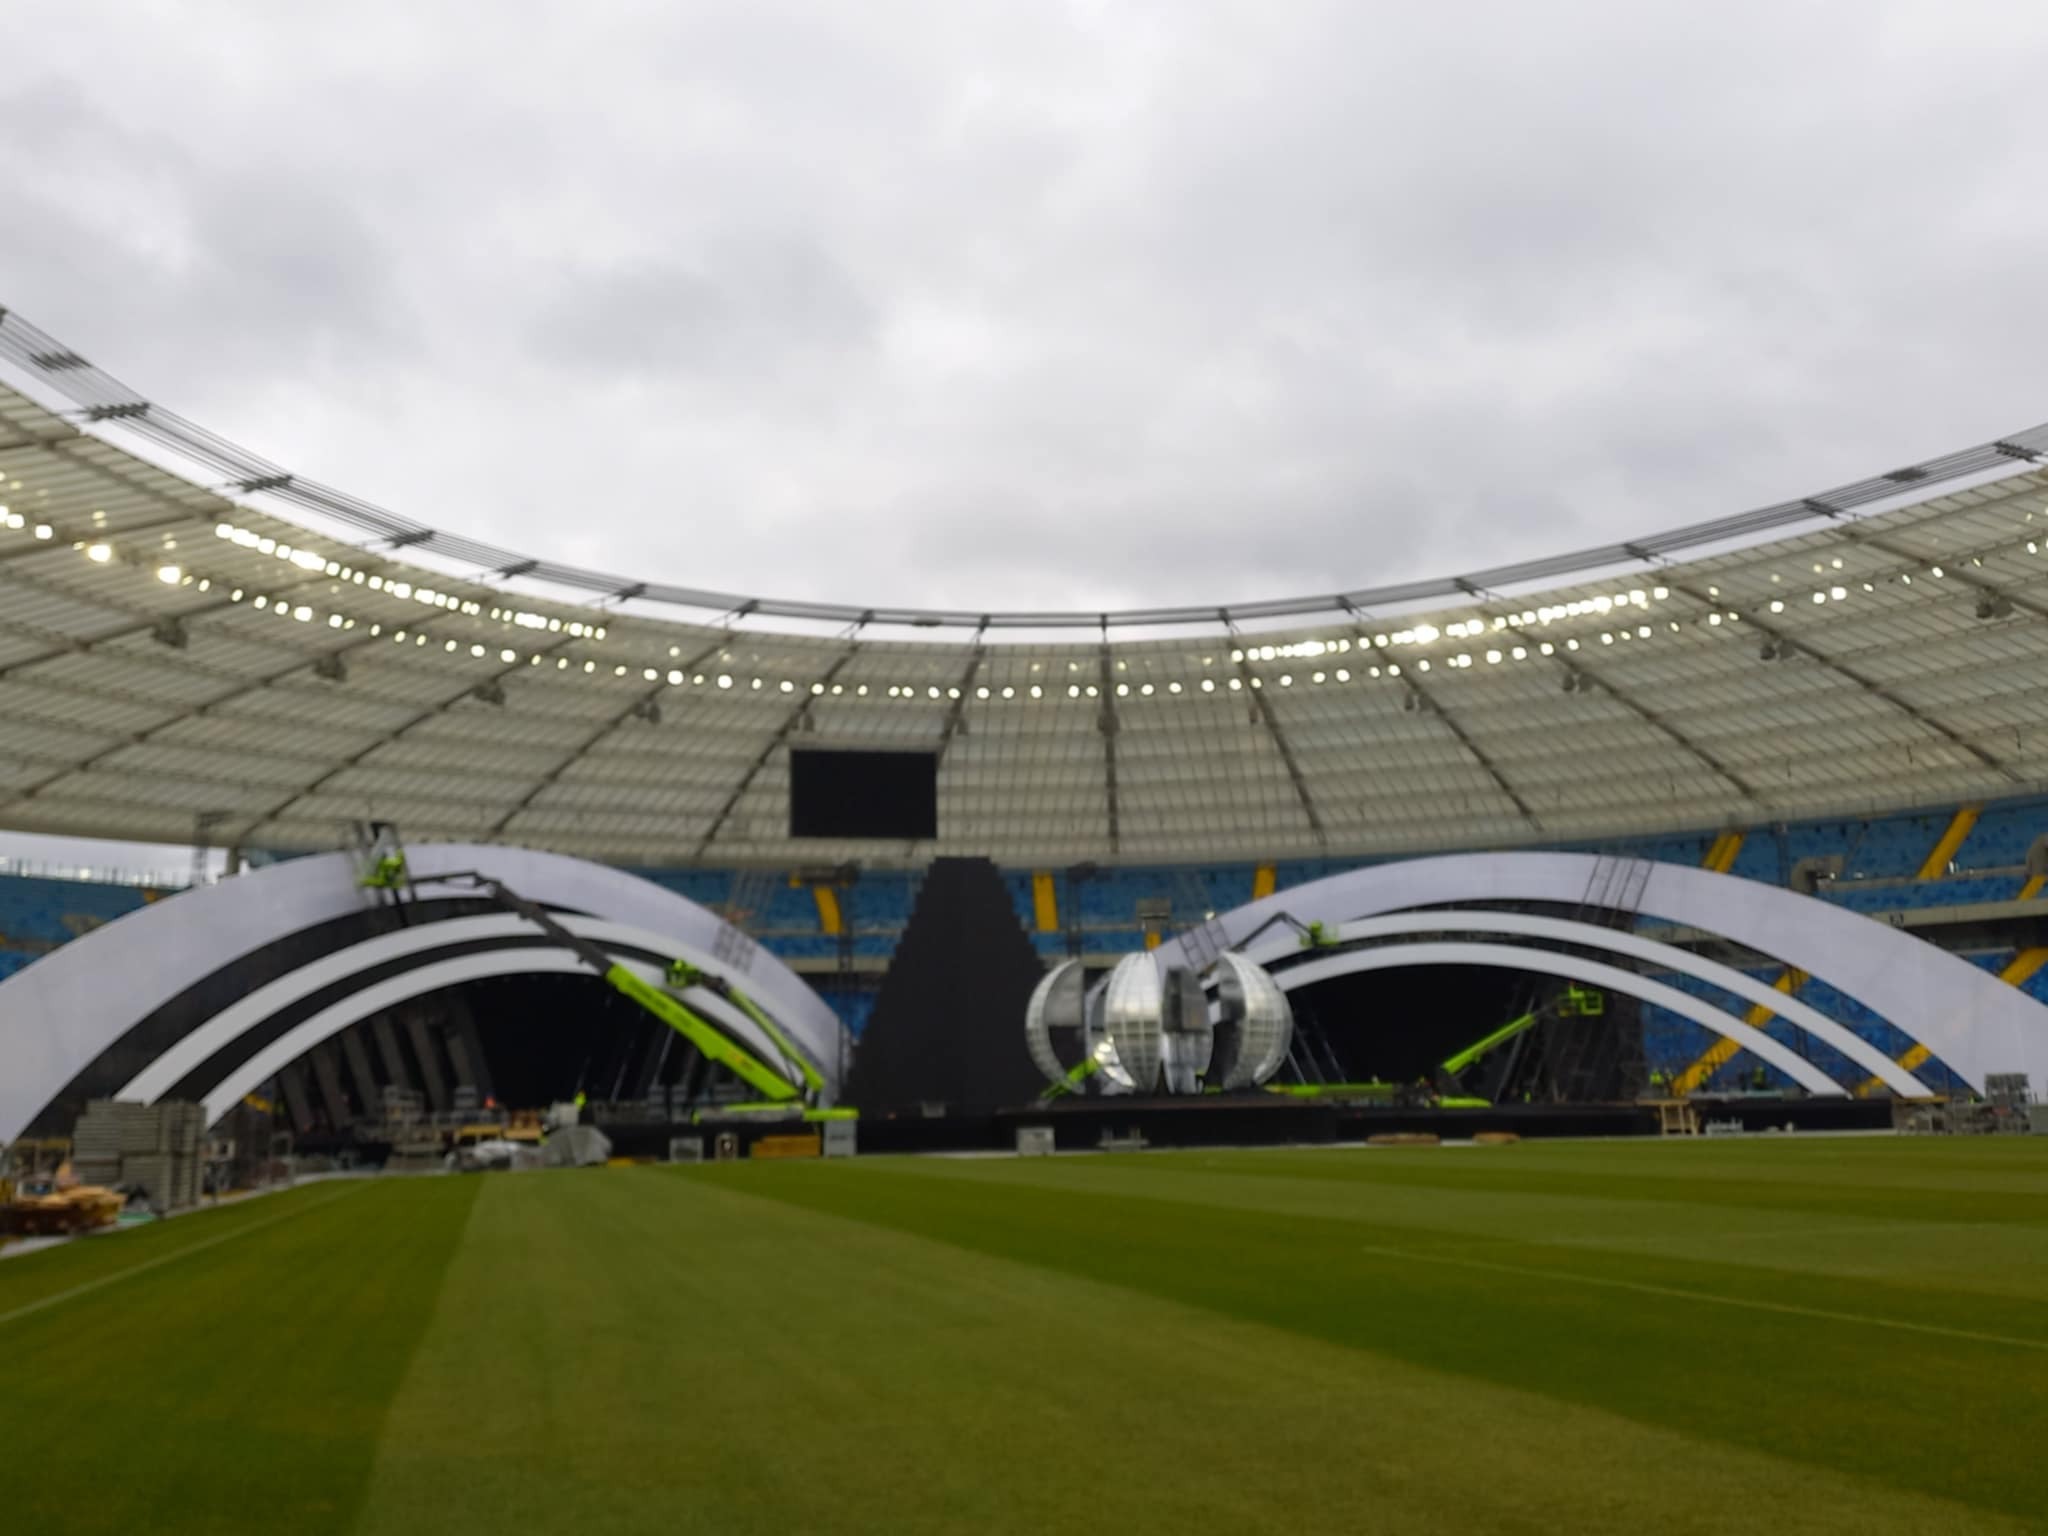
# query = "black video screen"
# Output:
<box><xmin>789</xmin><ymin>749</ymin><xmax>938</xmax><ymax>839</ymax></box>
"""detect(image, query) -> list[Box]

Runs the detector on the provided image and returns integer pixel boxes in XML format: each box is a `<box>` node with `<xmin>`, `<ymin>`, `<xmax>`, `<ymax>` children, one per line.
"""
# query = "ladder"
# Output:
<box><xmin>1579</xmin><ymin>852</ymin><xmax>1654</xmax><ymax>924</ymax></box>
<box><xmin>721</xmin><ymin>867</ymin><xmax>780</xmax><ymax>927</ymax></box>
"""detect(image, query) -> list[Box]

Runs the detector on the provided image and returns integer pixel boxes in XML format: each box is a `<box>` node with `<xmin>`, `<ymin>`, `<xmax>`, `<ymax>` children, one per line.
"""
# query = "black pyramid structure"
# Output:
<box><xmin>845</xmin><ymin>857</ymin><xmax>1048</xmax><ymax>1112</ymax></box>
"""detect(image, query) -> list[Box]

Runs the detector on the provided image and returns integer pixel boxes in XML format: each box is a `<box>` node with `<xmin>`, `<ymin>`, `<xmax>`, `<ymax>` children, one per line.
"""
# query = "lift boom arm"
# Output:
<box><xmin>416</xmin><ymin>873</ymin><xmax>806</xmax><ymax>1103</ymax></box>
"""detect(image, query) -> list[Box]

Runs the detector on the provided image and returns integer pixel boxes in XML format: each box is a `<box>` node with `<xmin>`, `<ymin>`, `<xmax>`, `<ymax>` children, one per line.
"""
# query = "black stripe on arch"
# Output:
<box><xmin>22</xmin><ymin>897</ymin><xmax>611</xmax><ymax>1136</ymax></box>
<box><xmin>162</xmin><ymin>932</ymin><xmax>677</xmax><ymax>1103</ymax></box>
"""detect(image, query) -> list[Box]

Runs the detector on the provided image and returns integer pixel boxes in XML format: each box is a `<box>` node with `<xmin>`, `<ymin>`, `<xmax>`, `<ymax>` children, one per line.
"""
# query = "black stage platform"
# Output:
<box><xmin>597</xmin><ymin>1092</ymin><xmax>1893</xmax><ymax>1159</ymax></box>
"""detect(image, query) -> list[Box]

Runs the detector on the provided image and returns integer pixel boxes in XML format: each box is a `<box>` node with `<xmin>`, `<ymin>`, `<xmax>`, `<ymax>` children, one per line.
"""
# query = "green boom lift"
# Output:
<box><xmin>411</xmin><ymin>871</ymin><xmax>820</xmax><ymax>1105</ymax></box>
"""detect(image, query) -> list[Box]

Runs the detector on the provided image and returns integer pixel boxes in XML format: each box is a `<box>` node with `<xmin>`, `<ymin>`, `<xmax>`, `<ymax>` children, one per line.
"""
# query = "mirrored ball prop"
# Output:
<box><xmin>1023</xmin><ymin>951</ymin><xmax>1293</xmax><ymax>1096</ymax></box>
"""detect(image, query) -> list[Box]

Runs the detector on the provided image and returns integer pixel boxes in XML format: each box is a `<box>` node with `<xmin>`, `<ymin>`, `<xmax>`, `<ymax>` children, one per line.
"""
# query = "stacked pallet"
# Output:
<box><xmin>69</xmin><ymin>1104</ymin><xmax>125</xmax><ymax>1189</ymax></box>
<box><xmin>71</xmin><ymin>1100</ymin><xmax>207</xmax><ymax>1209</ymax></box>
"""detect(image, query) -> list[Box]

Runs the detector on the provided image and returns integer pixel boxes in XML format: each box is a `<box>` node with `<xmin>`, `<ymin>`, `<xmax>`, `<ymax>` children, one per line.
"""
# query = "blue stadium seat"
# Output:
<box><xmin>12</xmin><ymin>793</ymin><xmax>2048</xmax><ymax>1027</ymax></box>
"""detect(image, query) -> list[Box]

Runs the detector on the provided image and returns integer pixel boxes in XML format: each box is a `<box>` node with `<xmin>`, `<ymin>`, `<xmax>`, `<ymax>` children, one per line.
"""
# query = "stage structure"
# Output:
<box><xmin>0</xmin><ymin>840</ymin><xmax>846</xmax><ymax>1145</ymax></box>
<box><xmin>1025</xmin><ymin>951</ymin><xmax>1293</xmax><ymax>1096</ymax></box>
<box><xmin>1140</xmin><ymin>851</ymin><xmax>2048</xmax><ymax>1096</ymax></box>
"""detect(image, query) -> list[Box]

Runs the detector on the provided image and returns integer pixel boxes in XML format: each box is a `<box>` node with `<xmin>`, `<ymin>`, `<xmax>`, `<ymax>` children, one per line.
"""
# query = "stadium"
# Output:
<box><xmin>2</xmin><ymin>295</ymin><xmax>2046</xmax><ymax>1536</ymax></box>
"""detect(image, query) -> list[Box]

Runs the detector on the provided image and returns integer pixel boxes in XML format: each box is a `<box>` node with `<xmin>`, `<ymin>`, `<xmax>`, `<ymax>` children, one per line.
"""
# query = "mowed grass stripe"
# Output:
<box><xmin>0</xmin><ymin>1183</ymin><xmax>364</xmax><ymax>1328</ymax></box>
<box><xmin>1</xmin><ymin>1177</ymin><xmax>479</xmax><ymax>1536</ymax></box>
<box><xmin>1154</xmin><ymin>1138</ymin><xmax>2048</xmax><ymax>1226</ymax></box>
<box><xmin>354</xmin><ymin>1168</ymin><xmax>2029</xmax><ymax>1536</ymax></box>
<box><xmin>0</xmin><ymin>1180</ymin><xmax>363</xmax><ymax>1315</ymax></box>
<box><xmin>1348</xmin><ymin>1240</ymin><xmax>2048</xmax><ymax>1353</ymax></box>
<box><xmin>874</xmin><ymin>1143</ymin><xmax>2048</xmax><ymax>1301</ymax></box>
<box><xmin>711</xmin><ymin>1144</ymin><xmax>2048</xmax><ymax>1519</ymax></box>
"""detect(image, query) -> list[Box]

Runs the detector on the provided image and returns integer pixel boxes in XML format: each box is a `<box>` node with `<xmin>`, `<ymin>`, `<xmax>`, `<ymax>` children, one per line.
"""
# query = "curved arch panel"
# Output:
<box><xmin>1023</xmin><ymin>960</ymin><xmax>1085</xmax><ymax>1087</ymax></box>
<box><xmin>0</xmin><ymin>844</ymin><xmax>844</xmax><ymax>1142</ymax></box>
<box><xmin>113</xmin><ymin>914</ymin><xmax>803</xmax><ymax>1110</ymax></box>
<box><xmin>1211</xmin><ymin>952</ymin><xmax>1294</xmax><ymax>1089</ymax></box>
<box><xmin>1277</xmin><ymin>910</ymin><xmax>1931</xmax><ymax>1096</ymax></box>
<box><xmin>1275</xmin><ymin>941</ymin><xmax>1845</xmax><ymax>1096</ymax></box>
<box><xmin>1101</xmin><ymin>953</ymin><xmax>1165</xmax><ymax>1092</ymax></box>
<box><xmin>1149</xmin><ymin>852</ymin><xmax>2047</xmax><ymax>1092</ymax></box>
<box><xmin>201</xmin><ymin>950</ymin><xmax>599</xmax><ymax>1127</ymax></box>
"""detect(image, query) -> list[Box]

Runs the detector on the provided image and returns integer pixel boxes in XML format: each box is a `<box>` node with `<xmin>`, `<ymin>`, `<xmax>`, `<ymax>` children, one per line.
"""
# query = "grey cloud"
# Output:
<box><xmin>529</xmin><ymin>243</ymin><xmax>876</xmax><ymax>385</ymax></box>
<box><xmin>1</xmin><ymin>0</ymin><xmax>2047</xmax><ymax>615</ymax></box>
<box><xmin>0</xmin><ymin>78</ymin><xmax>405</xmax><ymax>360</ymax></box>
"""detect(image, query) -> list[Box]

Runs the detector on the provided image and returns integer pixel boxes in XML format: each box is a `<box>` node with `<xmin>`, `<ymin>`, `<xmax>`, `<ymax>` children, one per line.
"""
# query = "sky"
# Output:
<box><xmin>4</xmin><ymin>0</ymin><xmax>2048</xmax><ymax>630</ymax></box>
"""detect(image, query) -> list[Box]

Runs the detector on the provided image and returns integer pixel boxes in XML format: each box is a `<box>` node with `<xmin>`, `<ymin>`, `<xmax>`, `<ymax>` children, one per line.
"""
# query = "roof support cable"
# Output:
<box><xmin>1229</xmin><ymin>649</ymin><xmax>1328</xmax><ymax>847</ymax></box>
<box><xmin>0</xmin><ymin>562</ymin><xmax>364</xmax><ymax>682</ymax></box>
<box><xmin>233</xmin><ymin>629</ymin><xmax>587</xmax><ymax>844</ymax></box>
<box><xmin>1663</xmin><ymin>577</ymin><xmax>2023</xmax><ymax>785</ymax></box>
<box><xmin>1098</xmin><ymin>625</ymin><xmax>1120</xmax><ymax>855</ymax></box>
<box><xmin>0</xmin><ymin>606</ymin><xmax>477</xmax><ymax>814</ymax></box>
<box><xmin>690</xmin><ymin>644</ymin><xmax>861</xmax><ymax>860</ymax></box>
<box><xmin>487</xmin><ymin>636</ymin><xmax>731</xmax><ymax>839</ymax></box>
<box><xmin>1484</xmin><ymin>612</ymin><xmax>1764</xmax><ymax>806</ymax></box>
<box><xmin>934</xmin><ymin>622</ymin><xmax>988</xmax><ymax>763</ymax></box>
<box><xmin>1390</xmin><ymin>665</ymin><xmax>1541</xmax><ymax>831</ymax></box>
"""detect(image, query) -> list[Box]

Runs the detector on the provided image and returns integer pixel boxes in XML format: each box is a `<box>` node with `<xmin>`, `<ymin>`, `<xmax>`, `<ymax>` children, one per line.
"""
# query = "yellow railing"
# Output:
<box><xmin>1671</xmin><ymin>969</ymin><xmax>1806</xmax><ymax>1096</ymax></box>
<box><xmin>1914</xmin><ymin>806</ymin><xmax>1980</xmax><ymax>880</ymax></box>
<box><xmin>1031</xmin><ymin>871</ymin><xmax>1059</xmax><ymax>932</ymax></box>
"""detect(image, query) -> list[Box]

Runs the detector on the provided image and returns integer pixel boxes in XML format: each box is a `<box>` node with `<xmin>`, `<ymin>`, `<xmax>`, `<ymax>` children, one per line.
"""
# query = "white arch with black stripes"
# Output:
<box><xmin>1272</xmin><ymin>941</ymin><xmax>1843</xmax><ymax>1095</ymax></box>
<box><xmin>1152</xmin><ymin>851</ymin><xmax>2048</xmax><ymax>1093</ymax></box>
<box><xmin>114</xmin><ymin>913</ymin><xmax>806</xmax><ymax>1111</ymax></box>
<box><xmin>0</xmin><ymin>844</ymin><xmax>843</xmax><ymax>1142</ymax></box>
<box><xmin>1247</xmin><ymin>909</ymin><xmax>1932</xmax><ymax>1096</ymax></box>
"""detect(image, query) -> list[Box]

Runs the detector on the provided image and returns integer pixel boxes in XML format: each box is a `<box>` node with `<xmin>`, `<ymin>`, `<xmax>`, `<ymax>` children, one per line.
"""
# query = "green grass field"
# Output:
<box><xmin>3</xmin><ymin>1137</ymin><xmax>2046</xmax><ymax>1534</ymax></box>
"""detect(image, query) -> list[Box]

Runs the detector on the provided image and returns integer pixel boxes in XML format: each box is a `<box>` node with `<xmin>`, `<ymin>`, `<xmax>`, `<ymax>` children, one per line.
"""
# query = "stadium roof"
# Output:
<box><xmin>3</xmin><ymin>306</ymin><xmax>2048</xmax><ymax>866</ymax></box>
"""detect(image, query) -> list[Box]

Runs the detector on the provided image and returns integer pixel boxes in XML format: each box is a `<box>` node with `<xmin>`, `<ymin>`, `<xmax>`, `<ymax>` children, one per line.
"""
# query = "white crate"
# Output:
<box><xmin>1015</xmin><ymin>1126</ymin><xmax>1056</xmax><ymax>1157</ymax></box>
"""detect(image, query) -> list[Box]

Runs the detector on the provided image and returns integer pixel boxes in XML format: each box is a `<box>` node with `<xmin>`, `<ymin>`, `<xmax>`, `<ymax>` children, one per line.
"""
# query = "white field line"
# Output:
<box><xmin>0</xmin><ymin>1185</ymin><xmax>362</xmax><ymax>1330</ymax></box>
<box><xmin>1355</xmin><ymin>1241</ymin><xmax>2048</xmax><ymax>1353</ymax></box>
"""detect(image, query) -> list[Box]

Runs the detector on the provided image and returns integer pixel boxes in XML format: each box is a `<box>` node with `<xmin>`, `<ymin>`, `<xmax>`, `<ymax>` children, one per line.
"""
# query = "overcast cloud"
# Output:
<box><xmin>5</xmin><ymin>0</ymin><xmax>2048</xmax><ymax>618</ymax></box>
